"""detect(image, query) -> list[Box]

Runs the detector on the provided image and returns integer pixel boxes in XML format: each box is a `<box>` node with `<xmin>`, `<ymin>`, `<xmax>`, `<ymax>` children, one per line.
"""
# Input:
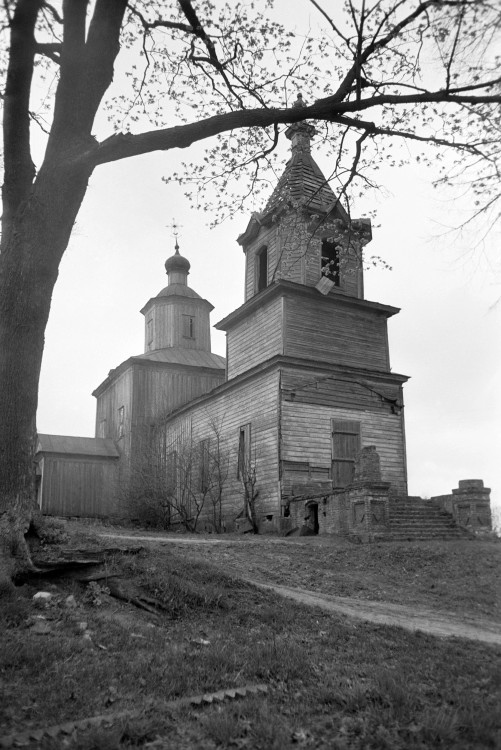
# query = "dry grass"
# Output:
<box><xmin>1</xmin><ymin>524</ymin><xmax>500</xmax><ymax>748</ymax></box>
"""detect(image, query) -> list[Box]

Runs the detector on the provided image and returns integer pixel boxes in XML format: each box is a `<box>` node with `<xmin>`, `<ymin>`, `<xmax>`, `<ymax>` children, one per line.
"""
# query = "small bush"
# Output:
<box><xmin>32</xmin><ymin>516</ymin><xmax>69</xmax><ymax>546</ymax></box>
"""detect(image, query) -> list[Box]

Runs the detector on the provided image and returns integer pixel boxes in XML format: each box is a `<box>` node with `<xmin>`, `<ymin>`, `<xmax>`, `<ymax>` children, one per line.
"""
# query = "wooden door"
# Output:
<box><xmin>331</xmin><ymin>419</ymin><xmax>361</xmax><ymax>487</ymax></box>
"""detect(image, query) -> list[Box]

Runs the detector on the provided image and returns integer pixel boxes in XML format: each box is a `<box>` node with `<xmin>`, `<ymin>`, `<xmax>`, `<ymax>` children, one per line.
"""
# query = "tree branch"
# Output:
<box><xmin>88</xmin><ymin>86</ymin><xmax>501</xmax><ymax>167</ymax></box>
<box><xmin>48</xmin><ymin>0</ymin><xmax>128</xmax><ymax>148</ymax></box>
<box><xmin>178</xmin><ymin>0</ymin><xmax>245</xmax><ymax>108</ymax></box>
<box><xmin>128</xmin><ymin>4</ymin><xmax>193</xmax><ymax>34</ymax></box>
<box><xmin>35</xmin><ymin>41</ymin><xmax>61</xmax><ymax>64</ymax></box>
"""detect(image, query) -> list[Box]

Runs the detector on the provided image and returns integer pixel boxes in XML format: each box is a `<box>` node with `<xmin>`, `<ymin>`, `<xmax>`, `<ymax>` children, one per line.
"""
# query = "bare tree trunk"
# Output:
<box><xmin>0</xmin><ymin>157</ymin><xmax>93</xmax><ymax>587</ymax></box>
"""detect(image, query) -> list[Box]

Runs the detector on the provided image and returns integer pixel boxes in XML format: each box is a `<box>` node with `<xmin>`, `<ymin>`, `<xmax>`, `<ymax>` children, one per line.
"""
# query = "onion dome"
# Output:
<box><xmin>165</xmin><ymin>240</ymin><xmax>191</xmax><ymax>276</ymax></box>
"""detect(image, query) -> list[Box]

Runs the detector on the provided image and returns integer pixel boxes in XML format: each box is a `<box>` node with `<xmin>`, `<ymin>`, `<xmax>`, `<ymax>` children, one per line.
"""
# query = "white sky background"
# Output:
<box><xmin>34</xmin><ymin>1</ymin><xmax>500</xmax><ymax>516</ymax></box>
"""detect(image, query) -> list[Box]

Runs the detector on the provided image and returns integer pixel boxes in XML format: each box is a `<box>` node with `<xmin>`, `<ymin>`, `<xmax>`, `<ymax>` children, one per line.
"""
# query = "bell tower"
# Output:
<box><xmin>237</xmin><ymin>94</ymin><xmax>370</xmax><ymax>301</ymax></box>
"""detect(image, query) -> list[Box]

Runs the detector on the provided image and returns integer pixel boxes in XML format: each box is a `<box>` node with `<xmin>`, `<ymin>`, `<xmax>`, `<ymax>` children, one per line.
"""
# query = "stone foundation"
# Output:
<box><xmin>281</xmin><ymin>450</ymin><xmax>493</xmax><ymax>541</ymax></box>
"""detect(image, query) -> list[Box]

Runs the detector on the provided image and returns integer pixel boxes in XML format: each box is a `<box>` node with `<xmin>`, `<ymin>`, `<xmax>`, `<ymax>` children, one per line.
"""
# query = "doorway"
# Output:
<box><xmin>305</xmin><ymin>502</ymin><xmax>319</xmax><ymax>535</ymax></box>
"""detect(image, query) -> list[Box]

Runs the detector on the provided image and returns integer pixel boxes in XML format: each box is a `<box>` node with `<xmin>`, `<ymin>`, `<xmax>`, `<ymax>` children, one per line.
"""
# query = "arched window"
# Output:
<box><xmin>321</xmin><ymin>239</ymin><xmax>340</xmax><ymax>286</ymax></box>
<box><xmin>256</xmin><ymin>246</ymin><xmax>268</xmax><ymax>292</ymax></box>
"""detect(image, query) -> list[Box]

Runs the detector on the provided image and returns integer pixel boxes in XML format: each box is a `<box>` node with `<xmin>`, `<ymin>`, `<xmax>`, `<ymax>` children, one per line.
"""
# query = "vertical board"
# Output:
<box><xmin>226</xmin><ymin>295</ymin><xmax>284</xmax><ymax>379</ymax></box>
<box><xmin>157</xmin><ymin>368</ymin><xmax>281</xmax><ymax>523</ymax></box>
<box><xmin>281</xmin><ymin>398</ymin><xmax>407</xmax><ymax>494</ymax></box>
<box><xmin>284</xmin><ymin>295</ymin><xmax>390</xmax><ymax>371</ymax></box>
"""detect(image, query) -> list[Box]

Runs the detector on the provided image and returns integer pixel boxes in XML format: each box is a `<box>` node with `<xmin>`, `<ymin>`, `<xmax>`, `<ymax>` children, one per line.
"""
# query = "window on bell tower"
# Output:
<box><xmin>321</xmin><ymin>239</ymin><xmax>340</xmax><ymax>286</ymax></box>
<box><xmin>256</xmin><ymin>246</ymin><xmax>268</xmax><ymax>293</ymax></box>
<box><xmin>182</xmin><ymin>314</ymin><xmax>195</xmax><ymax>339</ymax></box>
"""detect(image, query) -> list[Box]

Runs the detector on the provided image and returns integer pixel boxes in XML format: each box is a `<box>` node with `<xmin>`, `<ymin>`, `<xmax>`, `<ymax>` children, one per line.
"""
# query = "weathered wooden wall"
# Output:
<box><xmin>132</xmin><ymin>364</ymin><xmax>225</xmax><ymax>425</ymax></box>
<box><xmin>40</xmin><ymin>455</ymin><xmax>119</xmax><ymax>518</ymax></box>
<box><xmin>158</xmin><ymin>368</ymin><xmax>281</xmax><ymax>526</ymax></box>
<box><xmin>142</xmin><ymin>297</ymin><xmax>212</xmax><ymax>352</ymax></box>
<box><xmin>244</xmin><ymin>224</ymin><xmax>278</xmax><ymax>300</ymax></box>
<box><xmin>280</xmin><ymin>380</ymin><xmax>407</xmax><ymax>495</ymax></box>
<box><xmin>243</xmin><ymin>216</ymin><xmax>364</xmax><ymax>298</ymax></box>
<box><xmin>283</xmin><ymin>294</ymin><xmax>390</xmax><ymax>371</ymax></box>
<box><xmin>226</xmin><ymin>296</ymin><xmax>284</xmax><ymax>379</ymax></box>
<box><xmin>95</xmin><ymin>368</ymin><xmax>134</xmax><ymax>452</ymax></box>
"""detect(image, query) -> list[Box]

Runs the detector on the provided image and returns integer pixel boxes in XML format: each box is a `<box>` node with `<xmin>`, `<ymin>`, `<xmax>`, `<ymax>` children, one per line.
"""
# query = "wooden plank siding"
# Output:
<box><xmin>157</xmin><ymin>369</ymin><xmax>281</xmax><ymax>525</ymax></box>
<box><xmin>281</xmin><ymin>398</ymin><xmax>407</xmax><ymax>494</ymax></box>
<box><xmin>132</xmin><ymin>365</ymin><xmax>225</xmax><ymax>425</ymax></box>
<box><xmin>284</xmin><ymin>294</ymin><xmax>390</xmax><ymax>371</ymax></box>
<box><xmin>271</xmin><ymin>216</ymin><xmax>309</xmax><ymax>286</ymax></box>
<box><xmin>281</xmin><ymin>369</ymin><xmax>403</xmax><ymax>412</ymax></box>
<box><xmin>94</xmin><ymin>368</ymin><xmax>134</xmax><ymax>457</ymax></box>
<box><xmin>41</xmin><ymin>456</ymin><xmax>119</xmax><ymax>518</ymax></box>
<box><xmin>244</xmin><ymin>224</ymin><xmax>278</xmax><ymax>301</ymax></box>
<box><xmin>226</xmin><ymin>296</ymin><xmax>284</xmax><ymax>379</ymax></box>
<box><xmin>143</xmin><ymin>298</ymin><xmax>212</xmax><ymax>352</ymax></box>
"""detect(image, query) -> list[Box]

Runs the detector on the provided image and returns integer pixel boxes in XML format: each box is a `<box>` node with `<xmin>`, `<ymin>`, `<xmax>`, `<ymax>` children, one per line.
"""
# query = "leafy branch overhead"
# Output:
<box><xmin>0</xmin><ymin>1</ymin><xmax>500</xmax><ymax>586</ymax></box>
<box><xmin>3</xmin><ymin>0</ymin><xmax>500</xmax><ymax>228</ymax></box>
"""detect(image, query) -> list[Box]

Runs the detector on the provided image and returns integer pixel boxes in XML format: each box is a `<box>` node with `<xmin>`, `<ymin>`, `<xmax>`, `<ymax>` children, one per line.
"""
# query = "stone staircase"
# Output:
<box><xmin>388</xmin><ymin>496</ymin><xmax>472</xmax><ymax>540</ymax></box>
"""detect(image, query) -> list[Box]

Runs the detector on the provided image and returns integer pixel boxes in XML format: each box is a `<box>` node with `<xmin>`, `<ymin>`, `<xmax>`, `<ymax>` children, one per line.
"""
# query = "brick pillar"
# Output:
<box><xmin>346</xmin><ymin>446</ymin><xmax>390</xmax><ymax>541</ymax></box>
<box><xmin>451</xmin><ymin>479</ymin><xmax>492</xmax><ymax>531</ymax></box>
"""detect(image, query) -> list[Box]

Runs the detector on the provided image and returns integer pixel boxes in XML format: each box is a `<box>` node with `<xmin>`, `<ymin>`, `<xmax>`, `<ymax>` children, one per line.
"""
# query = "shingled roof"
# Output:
<box><xmin>263</xmin><ymin>129</ymin><xmax>336</xmax><ymax>215</ymax></box>
<box><xmin>238</xmin><ymin>97</ymin><xmax>349</xmax><ymax>246</ymax></box>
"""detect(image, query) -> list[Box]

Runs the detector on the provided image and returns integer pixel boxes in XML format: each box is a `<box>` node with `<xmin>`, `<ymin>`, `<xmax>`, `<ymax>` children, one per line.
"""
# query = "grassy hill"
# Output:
<box><xmin>1</xmin><ymin>523</ymin><xmax>500</xmax><ymax>749</ymax></box>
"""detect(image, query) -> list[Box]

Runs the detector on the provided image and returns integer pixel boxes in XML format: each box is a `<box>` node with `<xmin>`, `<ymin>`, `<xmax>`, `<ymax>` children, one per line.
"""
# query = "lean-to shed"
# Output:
<box><xmin>36</xmin><ymin>434</ymin><xmax>120</xmax><ymax>518</ymax></box>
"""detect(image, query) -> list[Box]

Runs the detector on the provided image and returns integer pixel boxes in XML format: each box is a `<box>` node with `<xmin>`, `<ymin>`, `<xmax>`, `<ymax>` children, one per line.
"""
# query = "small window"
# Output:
<box><xmin>256</xmin><ymin>246</ymin><xmax>268</xmax><ymax>293</ymax></box>
<box><xmin>237</xmin><ymin>423</ymin><xmax>251</xmax><ymax>479</ymax></box>
<box><xmin>182</xmin><ymin>315</ymin><xmax>195</xmax><ymax>339</ymax></box>
<box><xmin>147</xmin><ymin>319</ymin><xmax>153</xmax><ymax>350</ymax></box>
<box><xmin>118</xmin><ymin>406</ymin><xmax>125</xmax><ymax>439</ymax></box>
<box><xmin>199</xmin><ymin>438</ymin><xmax>210</xmax><ymax>492</ymax></box>
<box><xmin>321</xmin><ymin>239</ymin><xmax>340</xmax><ymax>286</ymax></box>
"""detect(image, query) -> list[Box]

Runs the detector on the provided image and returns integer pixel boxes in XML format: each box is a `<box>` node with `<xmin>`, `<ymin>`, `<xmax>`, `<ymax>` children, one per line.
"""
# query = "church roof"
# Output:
<box><xmin>134</xmin><ymin>347</ymin><xmax>225</xmax><ymax>369</ymax></box>
<box><xmin>36</xmin><ymin>434</ymin><xmax>119</xmax><ymax>458</ymax></box>
<box><xmin>263</xmin><ymin>145</ymin><xmax>336</xmax><ymax>216</ymax></box>
<box><xmin>238</xmin><ymin>96</ymin><xmax>349</xmax><ymax>246</ymax></box>
<box><xmin>155</xmin><ymin>283</ymin><xmax>202</xmax><ymax>300</ymax></box>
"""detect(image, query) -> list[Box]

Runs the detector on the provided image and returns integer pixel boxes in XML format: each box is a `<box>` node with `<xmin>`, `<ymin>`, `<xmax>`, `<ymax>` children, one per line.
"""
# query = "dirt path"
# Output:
<box><xmin>99</xmin><ymin>531</ymin><xmax>501</xmax><ymax>646</ymax></box>
<box><xmin>245</xmin><ymin>580</ymin><xmax>501</xmax><ymax>646</ymax></box>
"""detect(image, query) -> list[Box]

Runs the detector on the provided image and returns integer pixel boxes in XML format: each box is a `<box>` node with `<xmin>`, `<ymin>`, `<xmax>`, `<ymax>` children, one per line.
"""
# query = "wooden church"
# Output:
<box><xmin>36</xmin><ymin>104</ymin><xmax>492</xmax><ymax>536</ymax></box>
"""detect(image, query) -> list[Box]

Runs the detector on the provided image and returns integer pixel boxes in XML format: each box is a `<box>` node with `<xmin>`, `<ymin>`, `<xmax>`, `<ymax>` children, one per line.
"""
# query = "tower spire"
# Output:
<box><xmin>285</xmin><ymin>93</ymin><xmax>317</xmax><ymax>154</ymax></box>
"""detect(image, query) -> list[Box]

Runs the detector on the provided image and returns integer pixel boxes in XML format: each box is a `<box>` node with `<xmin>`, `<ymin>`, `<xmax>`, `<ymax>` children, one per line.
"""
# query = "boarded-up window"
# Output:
<box><xmin>147</xmin><ymin>319</ymin><xmax>154</xmax><ymax>350</ymax></box>
<box><xmin>256</xmin><ymin>246</ymin><xmax>268</xmax><ymax>292</ymax></box>
<box><xmin>237</xmin><ymin>423</ymin><xmax>251</xmax><ymax>479</ymax></box>
<box><xmin>321</xmin><ymin>239</ymin><xmax>340</xmax><ymax>286</ymax></box>
<box><xmin>331</xmin><ymin>419</ymin><xmax>361</xmax><ymax>487</ymax></box>
<box><xmin>118</xmin><ymin>406</ymin><xmax>125</xmax><ymax>439</ymax></box>
<box><xmin>182</xmin><ymin>315</ymin><xmax>195</xmax><ymax>339</ymax></box>
<box><xmin>199</xmin><ymin>438</ymin><xmax>210</xmax><ymax>492</ymax></box>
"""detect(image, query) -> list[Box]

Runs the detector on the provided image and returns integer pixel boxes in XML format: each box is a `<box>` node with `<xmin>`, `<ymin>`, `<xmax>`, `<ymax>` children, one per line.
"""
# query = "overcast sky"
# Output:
<box><xmin>36</xmin><ymin>137</ymin><xmax>501</xmax><ymax>516</ymax></box>
<box><xmin>34</xmin><ymin>0</ymin><xmax>500</xmax><ymax>519</ymax></box>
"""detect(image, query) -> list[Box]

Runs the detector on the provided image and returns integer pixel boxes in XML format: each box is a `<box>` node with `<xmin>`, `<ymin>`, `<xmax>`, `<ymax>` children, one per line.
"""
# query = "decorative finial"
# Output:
<box><xmin>293</xmin><ymin>92</ymin><xmax>306</xmax><ymax>108</ymax></box>
<box><xmin>285</xmin><ymin>93</ymin><xmax>316</xmax><ymax>152</ymax></box>
<box><xmin>167</xmin><ymin>219</ymin><xmax>183</xmax><ymax>254</ymax></box>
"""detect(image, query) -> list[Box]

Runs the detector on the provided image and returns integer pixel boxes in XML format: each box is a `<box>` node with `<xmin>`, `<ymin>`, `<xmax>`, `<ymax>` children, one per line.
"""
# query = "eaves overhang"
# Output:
<box><xmin>215</xmin><ymin>280</ymin><xmax>400</xmax><ymax>332</ymax></box>
<box><xmin>92</xmin><ymin>355</ymin><xmax>225</xmax><ymax>398</ymax></box>
<box><xmin>140</xmin><ymin>294</ymin><xmax>214</xmax><ymax>316</ymax></box>
<box><xmin>155</xmin><ymin>354</ymin><xmax>409</xmax><ymax>429</ymax></box>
